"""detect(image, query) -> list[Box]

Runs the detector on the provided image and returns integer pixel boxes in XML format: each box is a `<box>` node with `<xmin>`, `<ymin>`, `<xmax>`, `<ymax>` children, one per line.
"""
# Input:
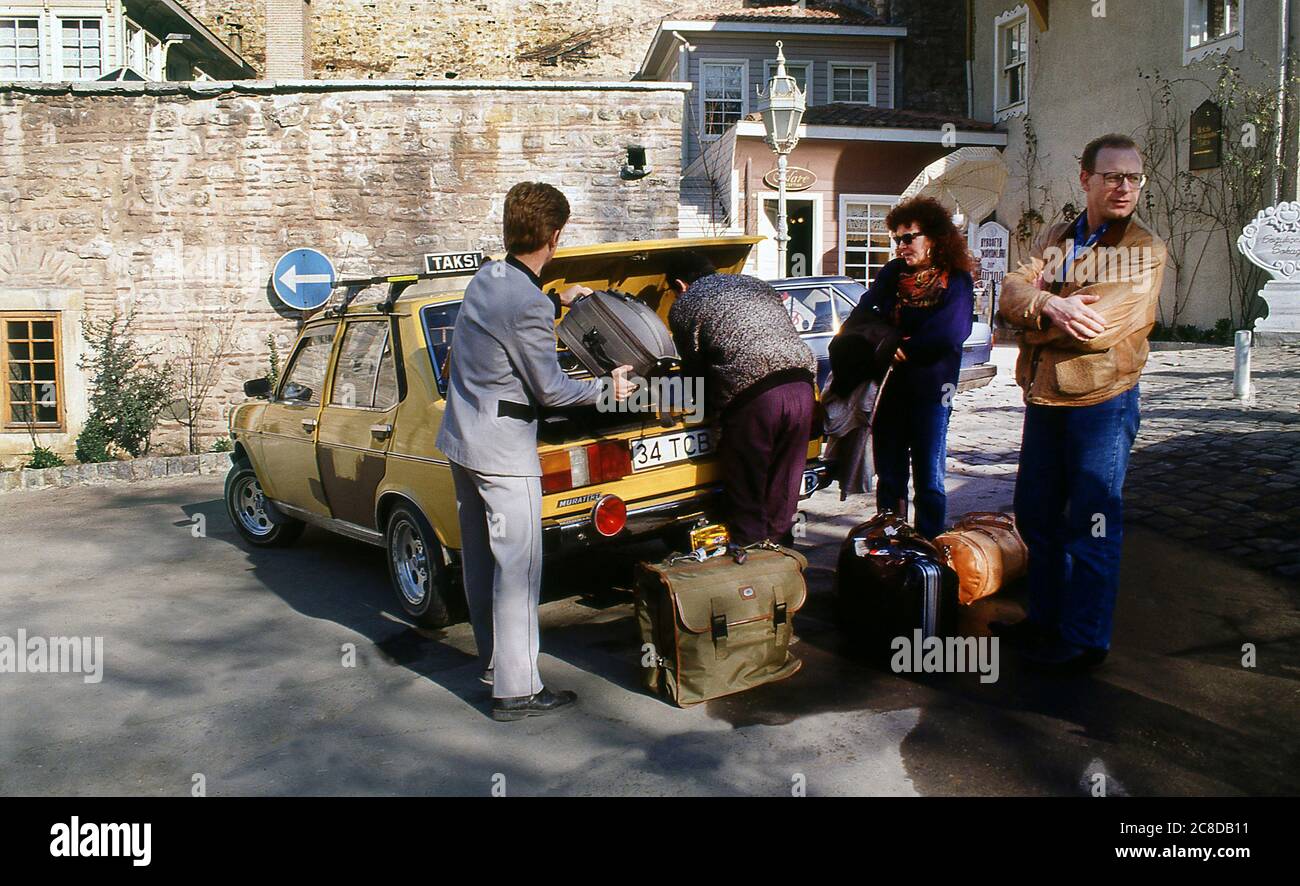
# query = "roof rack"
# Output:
<box><xmin>322</xmin><ymin>272</ymin><xmax>447</xmax><ymax>317</ymax></box>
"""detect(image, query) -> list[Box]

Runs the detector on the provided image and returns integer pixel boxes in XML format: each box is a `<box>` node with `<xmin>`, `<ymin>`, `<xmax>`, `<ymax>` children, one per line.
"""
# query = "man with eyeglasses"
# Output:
<box><xmin>995</xmin><ymin>133</ymin><xmax>1168</xmax><ymax>674</ymax></box>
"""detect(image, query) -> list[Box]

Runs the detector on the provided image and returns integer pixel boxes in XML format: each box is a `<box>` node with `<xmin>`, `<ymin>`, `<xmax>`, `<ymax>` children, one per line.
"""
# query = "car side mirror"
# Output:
<box><xmin>244</xmin><ymin>377</ymin><xmax>272</xmax><ymax>399</ymax></box>
<box><xmin>282</xmin><ymin>382</ymin><xmax>312</xmax><ymax>403</ymax></box>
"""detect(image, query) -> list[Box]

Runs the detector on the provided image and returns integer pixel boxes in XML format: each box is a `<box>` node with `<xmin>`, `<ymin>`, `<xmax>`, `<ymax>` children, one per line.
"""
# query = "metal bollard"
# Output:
<box><xmin>1233</xmin><ymin>329</ymin><xmax>1252</xmax><ymax>402</ymax></box>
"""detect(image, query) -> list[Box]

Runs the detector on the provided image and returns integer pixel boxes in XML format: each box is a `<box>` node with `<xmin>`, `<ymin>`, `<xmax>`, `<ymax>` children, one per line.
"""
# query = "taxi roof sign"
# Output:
<box><xmin>424</xmin><ymin>251</ymin><xmax>485</xmax><ymax>276</ymax></box>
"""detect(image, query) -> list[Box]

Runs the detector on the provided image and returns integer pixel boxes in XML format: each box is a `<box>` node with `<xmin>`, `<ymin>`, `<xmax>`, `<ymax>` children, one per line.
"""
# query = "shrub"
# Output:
<box><xmin>78</xmin><ymin>313</ymin><xmax>176</xmax><ymax>458</ymax></box>
<box><xmin>75</xmin><ymin>417</ymin><xmax>113</xmax><ymax>463</ymax></box>
<box><xmin>210</xmin><ymin>436</ymin><xmax>233</xmax><ymax>453</ymax></box>
<box><xmin>26</xmin><ymin>446</ymin><xmax>65</xmax><ymax>469</ymax></box>
<box><xmin>1148</xmin><ymin>320</ymin><xmax>1236</xmax><ymax>345</ymax></box>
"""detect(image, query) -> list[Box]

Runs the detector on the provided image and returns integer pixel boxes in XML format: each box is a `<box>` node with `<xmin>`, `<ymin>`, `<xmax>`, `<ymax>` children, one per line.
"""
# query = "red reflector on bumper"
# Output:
<box><xmin>592</xmin><ymin>495</ymin><xmax>627</xmax><ymax>537</ymax></box>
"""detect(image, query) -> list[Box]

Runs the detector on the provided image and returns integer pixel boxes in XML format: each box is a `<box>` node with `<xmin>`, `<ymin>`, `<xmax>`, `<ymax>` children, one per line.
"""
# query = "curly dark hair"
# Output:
<box><xmin>885</xmin><ymin>196</ymin><xmax>975</xmax><ymax>276</ymax></box>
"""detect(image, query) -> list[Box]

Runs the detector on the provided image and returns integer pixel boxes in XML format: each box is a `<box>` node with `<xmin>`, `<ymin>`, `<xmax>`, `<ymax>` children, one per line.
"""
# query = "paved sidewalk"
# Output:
<box><xmin>947</xmin><ymin>344</ymin><xmax>1300</xmax><ymax>580</ymax></box>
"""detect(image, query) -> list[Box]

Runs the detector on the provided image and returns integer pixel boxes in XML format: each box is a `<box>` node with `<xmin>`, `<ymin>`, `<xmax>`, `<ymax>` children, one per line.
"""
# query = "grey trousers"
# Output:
<box><xmin>450</xmin><ymin>461</ymin><xmax>545</xmax><ymax>700</ymax></box>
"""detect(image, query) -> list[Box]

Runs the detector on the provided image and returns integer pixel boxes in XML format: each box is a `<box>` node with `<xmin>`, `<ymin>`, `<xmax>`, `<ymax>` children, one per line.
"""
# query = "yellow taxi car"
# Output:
<box><xmin>225</xmin><ymin>237</ymin><xmax>829</xmax><ymax>626</ymax></box>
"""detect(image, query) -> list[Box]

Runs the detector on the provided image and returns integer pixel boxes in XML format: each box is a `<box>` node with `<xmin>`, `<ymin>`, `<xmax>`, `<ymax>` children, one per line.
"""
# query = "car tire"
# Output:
<box><xmin>224</xmin><ymin>462</ymin><xmax>305</xmax><ymax>548</ymax></box>
<box><xmin>385</xmin><ymin>503</ymin><xmax>457</xmax><ymax>628</ymax></box>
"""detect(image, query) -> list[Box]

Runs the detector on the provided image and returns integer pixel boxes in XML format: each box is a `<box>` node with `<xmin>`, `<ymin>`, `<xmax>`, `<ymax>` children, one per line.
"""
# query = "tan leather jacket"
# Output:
<box><xmin>998</xmin><ymin>214</ymin><xmax>1168</xmax><ymax>407</ymax></box>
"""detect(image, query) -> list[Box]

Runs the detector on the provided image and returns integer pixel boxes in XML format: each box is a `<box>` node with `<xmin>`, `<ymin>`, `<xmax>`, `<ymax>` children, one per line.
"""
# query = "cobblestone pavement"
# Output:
<box><xmin>947</xmin><ymin>344</ymin><xmax>1300</xmax><ymax>581</ymax></box>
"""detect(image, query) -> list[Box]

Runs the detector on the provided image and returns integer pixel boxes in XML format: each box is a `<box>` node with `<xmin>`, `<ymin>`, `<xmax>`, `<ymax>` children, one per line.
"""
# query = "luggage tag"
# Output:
<box><xmin>854</xmin><ymin>538</ymin><xmax>900</xmax><ymax>559</ymax></box>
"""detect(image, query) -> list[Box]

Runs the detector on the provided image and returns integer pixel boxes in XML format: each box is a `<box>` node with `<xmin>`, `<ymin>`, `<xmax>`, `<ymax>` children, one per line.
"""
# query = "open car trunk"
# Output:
<box><xmin>535</xmin><ymin>236</ymin><xmax>760</xmax><ymax>444</ymax></box>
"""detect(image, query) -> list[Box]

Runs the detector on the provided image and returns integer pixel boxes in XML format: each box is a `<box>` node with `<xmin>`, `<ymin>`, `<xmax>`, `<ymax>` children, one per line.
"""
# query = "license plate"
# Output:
<box><xmin>631</xmin><ymin>427</ymin><xmax>714</xmax><ymax>472</ymax></box>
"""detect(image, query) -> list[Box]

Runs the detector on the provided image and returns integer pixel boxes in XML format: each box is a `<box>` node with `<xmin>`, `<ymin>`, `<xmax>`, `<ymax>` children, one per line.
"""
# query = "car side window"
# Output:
<box><xmin>373</xmin><ymin>332</ymin><xmax>400</xmax><ymax>410</ymax></box>
<box><xmin>279</xmin><ymin>328</ymin><xmax>336</xmax><ymax>406</ymax></box>
<box><xmin>331</xmin><ymin>321</ymin><xmax>392</xmax><ymax>409</ymax></box>
<box><xmin>421</xmin><ymin>303</ymin><xmax>460</xmax><ymax>397</ymax></box>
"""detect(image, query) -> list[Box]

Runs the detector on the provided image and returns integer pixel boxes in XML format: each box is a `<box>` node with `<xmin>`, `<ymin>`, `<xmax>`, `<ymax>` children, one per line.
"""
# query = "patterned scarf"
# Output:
<box><xmin>893</xmin><ymin>266</ymin><xmax>948</xmax><ymax>322</ymax></box>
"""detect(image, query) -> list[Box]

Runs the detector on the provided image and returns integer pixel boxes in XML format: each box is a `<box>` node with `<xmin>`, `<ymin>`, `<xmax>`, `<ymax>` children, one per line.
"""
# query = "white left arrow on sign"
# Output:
<box><xmin>279</xmin><ymin>265</ymin><xmax>332</xmax><ymax>294</ymax></box>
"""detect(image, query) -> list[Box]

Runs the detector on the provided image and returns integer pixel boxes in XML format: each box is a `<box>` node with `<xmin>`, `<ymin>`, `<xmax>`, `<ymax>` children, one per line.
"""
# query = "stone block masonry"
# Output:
<box><xmin>0</xmin><ymin>79</ymin><xmax>686</xmax><ymax>463</ymax></box>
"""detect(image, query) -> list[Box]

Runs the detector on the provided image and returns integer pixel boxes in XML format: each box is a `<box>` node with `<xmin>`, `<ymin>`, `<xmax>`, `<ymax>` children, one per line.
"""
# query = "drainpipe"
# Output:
<box><xmin>1276</xmin><ymin>0</ymin><xmax>1293</xmax><ymax>203</ymax></box>
<box><xmin>966</xmin><ymin>0</ymin><xmax>975</xmax><ymax>119</ymax></box>
<box><xmin>673</xmin><ymin>31</ymin><xmax>696</xmax><ymax>172</ymax></box>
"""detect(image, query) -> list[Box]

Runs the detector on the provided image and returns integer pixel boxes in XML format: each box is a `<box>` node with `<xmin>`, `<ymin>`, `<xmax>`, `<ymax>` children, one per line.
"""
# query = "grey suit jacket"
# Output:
<box><xmin>436</xmin><ymin>259</ymin><xmax>602</xmax><ymax>476</ymax></box>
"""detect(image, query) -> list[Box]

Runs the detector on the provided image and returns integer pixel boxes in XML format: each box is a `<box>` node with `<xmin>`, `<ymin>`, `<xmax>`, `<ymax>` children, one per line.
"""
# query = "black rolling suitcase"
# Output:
<box><xmin>833</xmin><ymin>511</ymin><xmax>958</xmax><ymax>653</ymax></box>
<box><xmin>557</xmin><ymin>290</ymin><xmax>679</xmax><ymax>379</ymax></box>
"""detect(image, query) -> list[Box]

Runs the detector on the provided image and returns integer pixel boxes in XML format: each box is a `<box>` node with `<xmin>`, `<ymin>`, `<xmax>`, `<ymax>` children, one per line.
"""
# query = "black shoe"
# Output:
<box><xmin>492</xmin><ymin>687</ymin><xmax>577</xmax><ymax>722</ymax></box>
<box><xmin>1022</xmin><ymin>643</ymin><xmax>1108</xmax><ymax>675</ymax></box>
<box><xmin>988</xmin><ymin>618</ymin><xmax>1054</xmax><ymax>651</ymax></box>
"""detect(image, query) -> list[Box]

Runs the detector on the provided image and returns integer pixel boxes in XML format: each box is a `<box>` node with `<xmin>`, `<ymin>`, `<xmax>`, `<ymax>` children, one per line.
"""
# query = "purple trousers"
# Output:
<box><xmin>718</xmin><ymin>379</ymin><xmax>815</xmax><ymax>545</ymax></box>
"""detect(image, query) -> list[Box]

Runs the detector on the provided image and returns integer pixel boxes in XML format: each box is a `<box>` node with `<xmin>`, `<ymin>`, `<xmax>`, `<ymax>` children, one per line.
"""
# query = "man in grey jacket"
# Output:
<box><xmin>666</xmin><ymin>252</ymin><xmax>816</xmax><ymax>546</ymax></box>
<box><xmin>437</xmin><ymin>182</ymin><xmax>633</xmax><ymax>721</ymax></box>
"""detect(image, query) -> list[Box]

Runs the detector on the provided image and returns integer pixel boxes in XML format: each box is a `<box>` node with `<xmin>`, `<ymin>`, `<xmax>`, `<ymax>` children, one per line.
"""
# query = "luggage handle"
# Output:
<box><xmin>580</xmin><ymin>327</ymin><xmax>620</xmax><ymax>374</ymax></box>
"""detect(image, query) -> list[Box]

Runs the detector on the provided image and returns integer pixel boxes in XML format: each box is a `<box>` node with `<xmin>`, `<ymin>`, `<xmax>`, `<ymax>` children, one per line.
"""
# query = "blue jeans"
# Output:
<box><xmin>1013</xmin><ymin>385</ymin><xmax>1141</xmax><ymax>651</ymax></box>
<box><xmin>873</xmin><ymin>385</ymin><xmax>952</xmax><ymax>539</ymax></box>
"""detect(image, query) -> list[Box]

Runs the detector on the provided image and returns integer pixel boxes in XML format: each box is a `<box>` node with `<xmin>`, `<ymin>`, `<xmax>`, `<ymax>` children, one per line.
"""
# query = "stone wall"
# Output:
<box><xmin>0</xmin><ymin>80</ymin><xmax>685</xmax><ymax>464</ymax></box>
<box><xmin>184</xmin><ymin>1</ymin><xmax>918</xmax><ymax>82</ymax></box>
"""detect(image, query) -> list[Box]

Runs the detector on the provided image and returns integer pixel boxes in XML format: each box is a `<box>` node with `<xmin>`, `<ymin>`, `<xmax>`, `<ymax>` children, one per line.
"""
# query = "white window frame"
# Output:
<box><xmin>0</xmin><ymin>12</ymin><xmax>44</xmax><ymax>80</ymax></box>
<box><xmin>839</xmin><ymin>193</ymin><xmax>899</xmax><ymax>286</ymax></box>
<box><xmin>697</xmin><ymin>59</ymin><xmax>748</xmax><ymax>142</ymax></box>
<box><xmin>55</xmin><ymin>13</ymin><xmax>106</xmax><ymax>80</ymax></box>
<box><xmin>993</xmin><ymin>5</ymin><xmax>1029</xmax><ymax>123</ymax></box>
<box><xmin>123</xmin><ymin>17</ymin><xmax>143</xmax><ymax>76</ymax></box>
<box><xmin>144</xmin><ymin>30</ymin><xmax>162</xmax><ymax>80</ymax></box>
<box><xmin>1183</xmin><ymin>0</ymin><xmax>1244</xmax><ymax>65</ymax></box>
<box><xmin>828</xmin><ymin>61</ymin><xmax>876</xmax><ymax>105</ymax></box>
<box><xmin>763</xmin><ymin>58</ymin><xmax>813</xmax><ymax>106</ymax></box>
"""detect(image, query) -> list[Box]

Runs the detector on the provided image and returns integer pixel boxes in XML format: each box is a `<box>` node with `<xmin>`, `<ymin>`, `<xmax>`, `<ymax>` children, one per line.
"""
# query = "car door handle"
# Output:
<box><xmin>370</xmin><ymin>423</ymin><xmax>393</xmax><ymax>440</ymax></box>
<box><xmin>301</xmin><ymin>418</ymin><xmax>318</xmax><ymax>433</ymax></box>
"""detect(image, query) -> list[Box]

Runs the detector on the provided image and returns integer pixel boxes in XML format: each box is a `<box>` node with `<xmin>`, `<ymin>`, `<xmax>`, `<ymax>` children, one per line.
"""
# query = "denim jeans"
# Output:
<box><xmin>873</xmin><ymin>384</ymin><xmax>952</xmax><ymax>539</ymax></box>
<box><xmin>1013</xmin><ymin>385</ymin><xmax>1141</xmax><ymax>651</ymax></box>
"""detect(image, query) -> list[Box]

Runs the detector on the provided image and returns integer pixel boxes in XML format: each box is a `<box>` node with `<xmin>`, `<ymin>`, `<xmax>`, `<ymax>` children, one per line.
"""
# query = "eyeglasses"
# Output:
<box><xmin>1091</xmin><ymin>171</ymin><xmax>1147</xmax><ymax>189</ymax></box>
<box><xmin>892</xmin><ymin>232</ymin><xmax>924</xmax><ymax>246</ymax></box>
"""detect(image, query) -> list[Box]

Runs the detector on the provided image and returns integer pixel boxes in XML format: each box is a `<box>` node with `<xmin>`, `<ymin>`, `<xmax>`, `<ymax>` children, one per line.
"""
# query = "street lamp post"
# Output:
<box><xmin>756</xmin><ymin>41</ymin><xmax>806</xmax><ymax>279</ymax></box>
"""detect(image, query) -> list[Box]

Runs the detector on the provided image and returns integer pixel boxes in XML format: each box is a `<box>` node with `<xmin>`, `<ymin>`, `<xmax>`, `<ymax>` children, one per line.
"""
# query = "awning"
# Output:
<box><xmin>899</xmin><ymin>147</ymin><xmax>1009</xmax><ymax>225</ymax></box>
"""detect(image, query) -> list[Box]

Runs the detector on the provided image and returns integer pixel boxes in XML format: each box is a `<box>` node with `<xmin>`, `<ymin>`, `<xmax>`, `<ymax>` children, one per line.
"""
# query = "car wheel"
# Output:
<box><xmin>224</xmin><ymin>463</ymin><xmax>305</xmax><ymax>547</ymax></box>
<box><xmin>385</xmin><ymin>503</ymin><xmax>456</xmax><ymax>628</ymax></box>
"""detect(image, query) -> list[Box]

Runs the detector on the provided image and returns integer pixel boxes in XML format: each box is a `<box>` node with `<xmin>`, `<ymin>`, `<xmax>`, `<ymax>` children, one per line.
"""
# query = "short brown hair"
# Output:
<box><xmin>1081</xmin><ymin>133</ymin><xmax>1139</xmax><ymax>171</ymax></box>
<box><xmin>885</xmin><ymin>196</ymin><xmax>975</xmax><ymax>276</ymax></box>
<box><xmin>503</xmin><ymin>181</ymin><xmax>570</xmax><ymax>254</ymax></box>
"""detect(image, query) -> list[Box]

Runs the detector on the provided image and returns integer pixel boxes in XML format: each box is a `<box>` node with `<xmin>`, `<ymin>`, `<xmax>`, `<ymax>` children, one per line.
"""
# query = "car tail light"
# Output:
<box><xmin>540</xmin><ymin>440</ymin><xmax>633</xmax><ymax>494</ymax></box>
<box><xmin>592</xmin><ymin>495</ymin><xmax>627</xmax><ymax>537</ymax></box>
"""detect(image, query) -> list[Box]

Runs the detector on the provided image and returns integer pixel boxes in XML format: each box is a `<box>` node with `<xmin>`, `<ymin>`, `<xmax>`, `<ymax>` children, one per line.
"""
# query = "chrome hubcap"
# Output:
<box><xmin>392</xmin><ymin>520</ymin><xmax>430</xmax><ymax>606</ymax></box>
<box><xmin>234</xmin><ymin>475</ymin><xmax>274</xmax><ymax>537</ymax></box>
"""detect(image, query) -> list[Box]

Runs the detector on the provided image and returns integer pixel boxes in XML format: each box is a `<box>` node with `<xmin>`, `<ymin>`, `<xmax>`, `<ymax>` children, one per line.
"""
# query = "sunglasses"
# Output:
<box><xmin>892</xmin><ymin>232</ymin><xmax>924</xmax><ymax>246</ymax></box>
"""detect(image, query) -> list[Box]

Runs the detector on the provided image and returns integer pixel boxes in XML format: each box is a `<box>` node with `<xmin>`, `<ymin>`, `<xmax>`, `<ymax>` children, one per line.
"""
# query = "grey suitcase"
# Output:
<box><xmin>556</xmin><ymin>290</ymin><xmax>679</xmax><ymax>379</ymax></box>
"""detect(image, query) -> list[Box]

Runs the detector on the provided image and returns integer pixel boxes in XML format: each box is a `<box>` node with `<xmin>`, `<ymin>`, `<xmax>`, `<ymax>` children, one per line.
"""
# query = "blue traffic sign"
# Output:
<box><xmin>273</xmin><ymin>248</ymin><xmax>336</xmax><ymax>310</ymax></box>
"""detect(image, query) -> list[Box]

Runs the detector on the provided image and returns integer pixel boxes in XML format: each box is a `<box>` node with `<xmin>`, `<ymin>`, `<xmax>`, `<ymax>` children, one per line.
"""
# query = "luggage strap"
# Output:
<box><xmin>709</xmin><ymin>603</ymin><xmax>729</xmax><ymax>660</ymax></box>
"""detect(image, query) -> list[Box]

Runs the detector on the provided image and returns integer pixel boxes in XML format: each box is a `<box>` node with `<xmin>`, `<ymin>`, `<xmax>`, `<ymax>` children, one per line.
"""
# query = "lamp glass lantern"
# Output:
<box><xmin>757</xmin><ymin>41</ymin><xmax>806</xmax><ymax>278</ymax></box>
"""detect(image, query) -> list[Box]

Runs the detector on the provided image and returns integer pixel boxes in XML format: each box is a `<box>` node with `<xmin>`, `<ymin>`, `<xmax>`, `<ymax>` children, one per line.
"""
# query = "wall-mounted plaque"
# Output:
<box><xmin>1189</xmin><ymin>100</ymin><xmax>1222</xmax><ymax>171</ymax></box>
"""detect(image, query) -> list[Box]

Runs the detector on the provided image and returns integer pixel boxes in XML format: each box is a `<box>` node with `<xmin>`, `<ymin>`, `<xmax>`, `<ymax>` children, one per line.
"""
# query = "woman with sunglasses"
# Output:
<box><xmin>842</xmin><ymin>196</ymin><xmax>975</xmax><ymax>538</ymax></box>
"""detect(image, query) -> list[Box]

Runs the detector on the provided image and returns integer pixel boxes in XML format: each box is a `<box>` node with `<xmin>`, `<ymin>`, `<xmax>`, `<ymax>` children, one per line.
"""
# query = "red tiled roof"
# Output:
<box><xmin>683</xmin><ymin>2</ymin><xmax>886</xmax><ymax>26</ymax></box>
<box><xmin>746</xmin><ymin>103</ymin><xmax>1000</xmax><ymax>132</ymax></box>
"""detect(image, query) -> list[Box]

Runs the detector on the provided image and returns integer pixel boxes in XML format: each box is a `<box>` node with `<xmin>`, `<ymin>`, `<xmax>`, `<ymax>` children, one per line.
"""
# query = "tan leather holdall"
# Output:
<box><xmin>934</xmin><ymin>512</ymin><xmax>1028</xmax><ymax>605</ymax></box>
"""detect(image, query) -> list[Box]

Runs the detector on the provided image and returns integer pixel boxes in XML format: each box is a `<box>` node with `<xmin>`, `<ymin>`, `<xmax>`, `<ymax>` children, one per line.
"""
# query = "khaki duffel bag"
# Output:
<box><xmin>934</xmin><ymin>512</ymin><xmax>1028</xmax><ymax>605</ymax></box>
<box><xmin>635</xmin><ymin>544</ymin><xmax>807</xmax><ymax>707</ymax></box>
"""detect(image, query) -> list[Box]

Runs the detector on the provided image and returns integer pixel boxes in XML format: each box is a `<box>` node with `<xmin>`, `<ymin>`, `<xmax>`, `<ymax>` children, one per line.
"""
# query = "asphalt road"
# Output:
<box><xmin>1</xmin><ymin>471</ymin><xmax>1297</xmax><ymax>796</ymax></box>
